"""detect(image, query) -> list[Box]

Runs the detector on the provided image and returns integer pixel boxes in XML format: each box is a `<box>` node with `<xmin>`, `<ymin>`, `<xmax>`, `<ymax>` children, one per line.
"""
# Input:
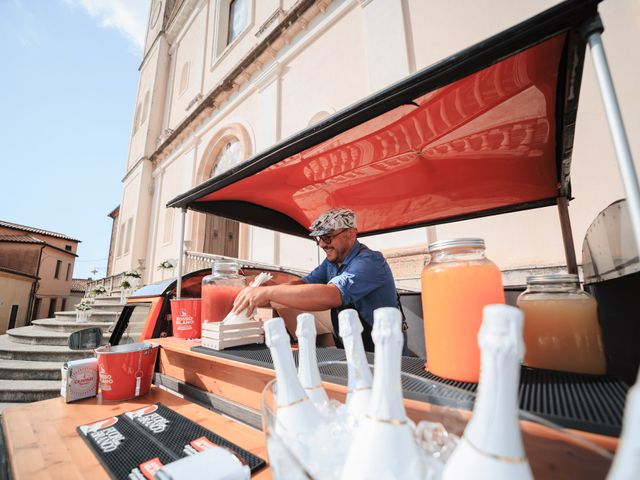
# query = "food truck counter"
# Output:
<box><xmin>1</xmin><ymin>386</ymin><xmax>270</xmax><ymax>480</ymax></box>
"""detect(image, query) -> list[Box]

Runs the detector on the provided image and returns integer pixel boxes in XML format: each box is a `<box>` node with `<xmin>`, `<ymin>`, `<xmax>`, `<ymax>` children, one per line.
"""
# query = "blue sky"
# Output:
<box><xmin>0</xmin><ymin>0</ymin><xmax>149</xmax><ymax>279</ymax></box>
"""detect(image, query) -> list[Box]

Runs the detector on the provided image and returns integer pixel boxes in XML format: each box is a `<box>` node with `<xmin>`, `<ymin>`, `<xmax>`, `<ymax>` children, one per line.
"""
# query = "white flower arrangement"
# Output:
<box><xmin>124</xmin><ymin>270</ymin><xmax>141</xmax><ymax>278</ymax></box>
<box><xmin>74</xmin><ymin>301</ymin><xmax>92</xmax><ymax>311</ymax></box>
<box><xmin>89</xmin><ymin>285</ymin><xmax>107</xmax><ymax>297</ymax></box>
<box><xmin>120</xmin><ymin>279</ymin><xmax>132</xmax><ymax>290</ymax></box>
<box><xmin>158</xmin><ymin>260</ymin><xmax>174</xmax><ymax>270</ymax></box>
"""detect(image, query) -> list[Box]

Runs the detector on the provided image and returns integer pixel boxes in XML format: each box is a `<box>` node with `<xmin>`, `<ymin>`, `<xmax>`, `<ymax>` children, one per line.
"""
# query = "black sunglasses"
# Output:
<box><xmin>314</xmin><ymin>229</ymin><xmax>348</xmax><ymax>245</ymax></box>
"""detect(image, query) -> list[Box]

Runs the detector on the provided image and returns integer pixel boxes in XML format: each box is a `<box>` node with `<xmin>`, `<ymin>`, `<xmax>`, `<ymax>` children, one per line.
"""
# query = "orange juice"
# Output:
<box><xmin>421</xmin><ymin>239</ymin><xmax>504</xmax><ymax>382</ymax></box>
<box><xmin>201</xmin><ymin>284</ymin><xmax>244</xmax><ymax>323</ymax></box>
<box><xmin>517</xmin><ymin>276</ymin><xmax>606</xmax><ymax>375</ymax></box>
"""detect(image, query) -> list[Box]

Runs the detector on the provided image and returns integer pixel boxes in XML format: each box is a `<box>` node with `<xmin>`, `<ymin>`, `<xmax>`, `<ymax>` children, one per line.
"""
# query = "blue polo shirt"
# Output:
<box><xmin>302</xmin><ymin>240</ymin><xmax>398</xmax><ymax>328</ymax></box>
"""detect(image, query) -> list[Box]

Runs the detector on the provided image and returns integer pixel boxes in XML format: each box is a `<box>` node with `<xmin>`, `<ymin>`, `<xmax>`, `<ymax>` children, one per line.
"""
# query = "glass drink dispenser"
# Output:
<box><xmin>201</xmin><ymin>260</ymin><xmax>247</xmax><ymax>324</ymax></box>
<box><xmin>421</xmin><ymin>238</ymin><xmax>504</xmax><ymax>382</ymax></box>
<box><xmin>517</xmin><ymin>274</ymin><xmax>606</xmax><ymax>375</ymax></box>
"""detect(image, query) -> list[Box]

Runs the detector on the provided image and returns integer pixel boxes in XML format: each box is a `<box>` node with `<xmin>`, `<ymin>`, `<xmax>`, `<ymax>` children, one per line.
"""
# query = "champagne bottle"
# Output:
<box><xmin>296</xmin><ymin>313</ymin><xmax>329</xmax><ymax>407</ymax></box>
<box><xmin>607</xmin><ymin>379</ymin><xmax>640</xmax><ymax>479</ymax></box>
<box><xmin>264</xmin><ymin>317</ymin><xmax>324</xmax><ymax>465</ymax></box>
<box><xmin>442</xmin><ymin>304</ymin><xmax>533</xmax><ymax>480</ymax></box>
<box><xmin>338</xmin><ymin>309</ymin><xmax>373</xmax><ymax>419</ymax></box>
<box><xmin>341</xmin><ymin>307</ymin><xmax>425</xmax><ymax>479</ymax></box>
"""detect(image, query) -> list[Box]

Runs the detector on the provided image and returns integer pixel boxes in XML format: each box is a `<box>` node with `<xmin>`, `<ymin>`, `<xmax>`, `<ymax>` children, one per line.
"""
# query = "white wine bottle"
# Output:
<box><xmin>264</xmin><ymin>317</ymin><xmax>325</xmax><ymax>466</ymax></box>
<box><xmin>607</xmin><ymin>378</ymin><xmax>640</xmax><ymax>479</ymax></box>
<box><xmin>296</xmin><ymin>313</ymin><xmax>329</xmax><ymax>407</ymax></box>
<box><xmin>442</xmin><ymin>304</ymin><xmax>533</xmax><ymax>480</ymax></box>
<box><xmin>341</xmin><ymin>307</ymin><xmax>424</xmax><ymax>479</ymax></box>
<box><xmin>338</xmin><ymin>309</ymin><xmax>373</xmax><ymax>419</ymax></box>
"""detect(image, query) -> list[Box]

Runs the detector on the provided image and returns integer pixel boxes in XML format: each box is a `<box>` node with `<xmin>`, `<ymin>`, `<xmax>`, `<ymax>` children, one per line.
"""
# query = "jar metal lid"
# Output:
<box><xmin>526</xmin><ymin>273</ymin><xmax>580</xmax><ymax>284</ymax></box>
<box><xmin>428</xmin><ymin>238</ymin><xmax>485</xmax><ymax>253</ymax></box>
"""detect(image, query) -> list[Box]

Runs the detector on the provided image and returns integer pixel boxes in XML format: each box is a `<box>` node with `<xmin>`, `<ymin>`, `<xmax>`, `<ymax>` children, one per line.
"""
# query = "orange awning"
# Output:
<box><xmin>168</xmin><ymin>0</ymin><xmax>601</xmax><ymax>238</ymax></box>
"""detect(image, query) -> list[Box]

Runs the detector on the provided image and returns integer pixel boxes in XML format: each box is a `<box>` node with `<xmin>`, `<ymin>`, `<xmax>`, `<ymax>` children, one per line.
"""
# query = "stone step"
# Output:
<box><xmin>6</xmin><ymin>326</ymin><xmax>110</xmax><ymax>347</ymax></box>
<box><xmin>0</xmin><ymin>359</ymin><xmax>63</xmax><ymax>380</ymax></box>
<box><xmin>92</xmin><ymin>295</ymin><xmax>127</xmax><ymax>304</ymax></box>
<box><xmin>0</xmin><ymin>335</ymin><xmax>93</xmax><ymax>362</ymax></box>
<box><xmin>88</xmin><ymin>303</ymin><xmax>124</xmax><ymax>311</ymax></box>
<box><xmin>55</xmin><ymin>311</ymin><xmax>119</xmax><ymax>323</ymax></box>
<box><xmin>8</xmin><ymin>326</ymin><xmax>72</xmax><ymax>346</ymax></box>
<box><xmin>0</xmin><ymin>379</ymin><xmax>61</xmax><ymax>402</ymax></box>
<box><xmin>32</xmin><ymin>318</ymin><xmax>113</xmax><ymax>334</ymax></box>
<box><xmin>61</xmin><ymin>303</ymin><xmax>123</xmax><ymax>312</ymax></box>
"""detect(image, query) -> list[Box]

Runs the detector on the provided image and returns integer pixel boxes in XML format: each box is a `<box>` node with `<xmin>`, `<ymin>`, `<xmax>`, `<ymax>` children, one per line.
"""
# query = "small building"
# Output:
<box><xmin>69</xmin><ymin>278</ymin><xmax>90</xmax><ymax>307</ymax></box>
<box><xmin>0</xmin><ymin>220</ymin><xmax>80</xmax><ymax>322</ymax></box>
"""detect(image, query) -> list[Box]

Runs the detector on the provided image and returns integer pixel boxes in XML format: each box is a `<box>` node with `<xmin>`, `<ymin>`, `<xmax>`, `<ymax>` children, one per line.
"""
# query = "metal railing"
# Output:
<box><xmin>86</xmin><ymin>272</ymin><xmax>129</xmax><ymax>297</ymax></box>
<box><xmin>184</xmin><ymin>251</ymin><xmax>310</xmax><ymax>277</ymax></box>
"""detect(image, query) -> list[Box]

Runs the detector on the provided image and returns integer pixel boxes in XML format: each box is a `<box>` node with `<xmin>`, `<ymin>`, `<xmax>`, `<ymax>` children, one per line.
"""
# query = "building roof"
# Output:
<box><xmin>0</xmin><ymin>266</ymin><xmax>39</xmax><ymax>280</ymax></box>
<box><xmin>0</xmin><ymin>220</ymin><xmax>81</xmax><ymax>243</ymax></box>
<box><xmin>71</xmin><ymin>278</ymin><xmax>90</xmax><ymax>292</ymax></box>
<box><xmin>0</xmin><ymin>234</ymin><xmax>45</xmax><ymax>244</ymax></box>
<box><xmin>108</xmin><ymin>205</ymin><xmax>120</xmax><ymax>218</ymax></box>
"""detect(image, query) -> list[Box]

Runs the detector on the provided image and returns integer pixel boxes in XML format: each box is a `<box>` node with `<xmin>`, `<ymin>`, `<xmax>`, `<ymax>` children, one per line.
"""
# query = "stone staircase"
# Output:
<box><xmin>0</xmin><ymin>295</ymin><xmax>124</xmax><ymax>408</ymax></box>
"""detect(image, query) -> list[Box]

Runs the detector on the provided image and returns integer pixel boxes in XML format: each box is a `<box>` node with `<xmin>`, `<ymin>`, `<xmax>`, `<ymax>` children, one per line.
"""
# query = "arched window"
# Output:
<box><xmin>211</xmin><ymin>139</ymin><xmax>242</xmax><ymax>177</ymax></box>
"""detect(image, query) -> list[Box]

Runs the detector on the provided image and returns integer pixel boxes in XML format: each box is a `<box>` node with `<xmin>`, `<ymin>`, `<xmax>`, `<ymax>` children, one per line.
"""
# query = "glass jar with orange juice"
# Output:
<box><xmin>421</xmin><ymin>238</ymin><xmax>504</xmax><ymax>382</ymax></box>
<box><xmin>517</xmin><ymin>274</ymin><xmax>606</xmax><ymax>375</ymax></box>
<box><xmin>201</xmin><ymin>260</ymin><xmax>246</xmax><ymax>324</ymax></box>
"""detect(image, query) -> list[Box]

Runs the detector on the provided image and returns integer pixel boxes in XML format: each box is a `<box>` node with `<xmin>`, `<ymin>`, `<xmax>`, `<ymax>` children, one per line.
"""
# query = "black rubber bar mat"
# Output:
<box><xmin>192</xmin><ymin>344</ymin><xmax>628</xmax><ymax>437</ymax></box>
<box><xmin>77</xmin><ymin>403</ymin><xmax>266</xmax><ymax>479</ymax></box>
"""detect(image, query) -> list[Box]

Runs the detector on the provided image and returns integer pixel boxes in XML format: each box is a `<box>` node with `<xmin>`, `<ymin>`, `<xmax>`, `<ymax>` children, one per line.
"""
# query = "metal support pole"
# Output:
<box><xmin>587</xmin><ymin>29</ymin><xmax>640</xmax><ymax>256</ymax></box>
<box><xmin>557</xmin><ymin>197</ymin><xmax>578</xmax><ymax>275</ymax></box>
<box><xmin>176</xmin><ymin>208</ymin><xmax>187</xmax><ymax>300</ymax></box>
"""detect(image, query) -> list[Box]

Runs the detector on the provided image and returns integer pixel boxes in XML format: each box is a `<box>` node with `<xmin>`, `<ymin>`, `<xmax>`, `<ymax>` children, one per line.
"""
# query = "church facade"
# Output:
<box><xmin>109</xmin><ymin>0</ymin><xmax>640</xmax><ymax>288</ymax></box>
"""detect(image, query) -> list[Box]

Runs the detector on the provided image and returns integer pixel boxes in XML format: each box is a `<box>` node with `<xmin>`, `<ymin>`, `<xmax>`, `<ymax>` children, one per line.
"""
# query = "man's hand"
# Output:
<box><xmin>232</xmin><ymin>283</ymin><xmax>342</xmax><ymax>314</ymax></box>
<box><xmin>232</xmin><ymin>286</ymin><xmax>272</xmax><ymax>315</ymax></box>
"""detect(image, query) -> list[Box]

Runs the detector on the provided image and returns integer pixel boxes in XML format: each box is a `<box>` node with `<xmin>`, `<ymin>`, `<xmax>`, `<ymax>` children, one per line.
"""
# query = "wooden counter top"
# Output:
<box><xmin>2</xmin><ymin>387</ymin><xmax>269</xmax><ymax>480</ymax></box>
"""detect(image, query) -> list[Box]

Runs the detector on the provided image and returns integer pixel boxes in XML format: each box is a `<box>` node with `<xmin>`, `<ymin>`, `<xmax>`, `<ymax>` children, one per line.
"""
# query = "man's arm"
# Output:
<box><xmin>232</xmin><ymin>283</ymin><xmax>342</xmax><ymax>314</ymax></box>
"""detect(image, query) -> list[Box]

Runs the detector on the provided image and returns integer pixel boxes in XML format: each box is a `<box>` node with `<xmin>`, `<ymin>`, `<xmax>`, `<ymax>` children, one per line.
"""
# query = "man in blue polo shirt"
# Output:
<box><xmin>231</xmin><ymin>208</ymin><xmax>401</xmax><ymax>351</ymax></box>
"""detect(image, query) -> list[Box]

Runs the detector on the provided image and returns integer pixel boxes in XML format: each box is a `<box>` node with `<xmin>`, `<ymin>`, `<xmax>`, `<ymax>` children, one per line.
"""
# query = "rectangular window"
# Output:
<box><xmin>65</xmin><ymin>245</ymin><xmax>72</xmax><ymax>251</ymax></box>
<box><xmin>61</xmin><ymin>298</ymin><xmax>67</xmax><ymax>312</ymax></box>
<box><xmin>55</xmin><ymin>260</ymin><xmax>62</xmax><ymax>279</ymax></box>
<box><xmin>227</xmin><ymin>0</ymin><xmax>249</xmax><ymax>45</ymax></box>
<box><xmin>66</xmin><ymin>263</ymin><xmax>71</xmax><ymax>281</ymax></box>
<box><xmin>47</xmin><ymin>298</ymin><xmax>57</xmax><ymax>318</ymax></box>
<box><xmin>8</xmin><ymin>305</ymin><xmax>19</xmax><ymax>330</ymax></box>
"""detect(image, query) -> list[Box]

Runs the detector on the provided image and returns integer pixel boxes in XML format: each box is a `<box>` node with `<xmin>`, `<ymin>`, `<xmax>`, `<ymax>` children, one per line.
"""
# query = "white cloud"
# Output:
<box><xmin>65</xmin><ymin>0</ymin><xmax>150</xmax><ymax>51</ymax></box>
